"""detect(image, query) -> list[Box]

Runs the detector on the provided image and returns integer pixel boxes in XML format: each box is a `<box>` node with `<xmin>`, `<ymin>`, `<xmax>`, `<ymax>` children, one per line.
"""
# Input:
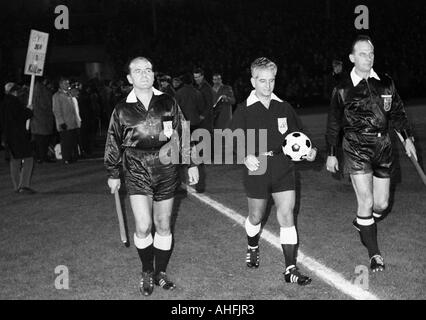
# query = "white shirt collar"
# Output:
<box><xmin>246</xmin><ymin>90</ymin><xmax>283</xmax><ymax>107</ymax></box>
<box><xmin>126</xmin><ymin>87</ymin><xmax>163</xmax><ymax>103</ymax></box>
<box><xmin>350</xmin><ymin>67</ymin><xmax>380</xmax><ymax>86</ymax></box>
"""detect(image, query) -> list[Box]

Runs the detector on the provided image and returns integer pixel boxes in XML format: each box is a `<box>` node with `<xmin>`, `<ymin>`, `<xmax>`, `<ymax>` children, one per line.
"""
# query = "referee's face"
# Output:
<box><xmin>251</xmin><ymin>68</ymin><xmax>275</xmax><ymax>99</ymax></box>
<box><xmin>127</xmin><ymin>59</ymin><xmax>155</xmax><ymax>90</ymax></box>
<box><xmin>350</xmin><ymin>41</ymin><xmax>374</xmax><ymax>74</ymax></box>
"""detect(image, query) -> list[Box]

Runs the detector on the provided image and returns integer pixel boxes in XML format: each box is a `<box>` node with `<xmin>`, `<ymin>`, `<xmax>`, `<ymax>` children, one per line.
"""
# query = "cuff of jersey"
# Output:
<box><xmin>328</xmin><ymin>146</ymin><xmax>337</xmax><ymax>157</ymax></box>
<box><xmin>107</xmin><ymin>171</ymin><xmax>120</xmax><ymax>179</ymax></box>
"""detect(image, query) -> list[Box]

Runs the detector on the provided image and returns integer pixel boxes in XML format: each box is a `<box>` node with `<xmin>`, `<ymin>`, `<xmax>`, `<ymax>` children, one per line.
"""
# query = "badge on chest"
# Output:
<box><xmin>163</xmin><ymin>120</ymin><xmax>173</xmax><ymax>138</ymax></box>
<box><xmin>278</xmin><ymin>117</ymin><xmax>288</xmax><ymax>134</ymax></box>
<box><xmin>381</xmin><ymin>95</ymin><xmax>392</xmax><ymax>112</ymax></box>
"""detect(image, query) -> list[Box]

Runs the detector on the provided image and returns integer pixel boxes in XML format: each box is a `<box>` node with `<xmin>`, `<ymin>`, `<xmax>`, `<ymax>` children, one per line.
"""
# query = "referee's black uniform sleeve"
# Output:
<box><xmin>388</xmin><ymin>79</ymin><xmax>412</xmax><ymax>139</ymax></box>
<box><xmin>104</xmin><ymin>108</ymin><xmax>123</xmax><ymax>179</ymax></box>
<box><xmin>326</xmin><ymin>87</ymin><xmax>344</xmax><ymax>156</ymax></box>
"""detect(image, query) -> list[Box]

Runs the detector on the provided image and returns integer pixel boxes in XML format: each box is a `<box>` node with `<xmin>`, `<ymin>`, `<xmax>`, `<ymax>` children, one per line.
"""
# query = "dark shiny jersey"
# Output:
<box><xmin>326</xmin><ymin>72</ymin><xmax>411</xmax><ymax>154</ymax></box>
<box><xmin>104</xmin><ymin>92</ymin><xmax>188</xmax><ymax>178</ymax></box>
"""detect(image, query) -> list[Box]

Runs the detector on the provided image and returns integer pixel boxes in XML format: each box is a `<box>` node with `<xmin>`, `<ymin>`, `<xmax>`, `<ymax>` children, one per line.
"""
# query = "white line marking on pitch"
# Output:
<box><xmin>186</xmin><ymin>185</ymin><xmax>379</xmax><ymax>300</ymax></box>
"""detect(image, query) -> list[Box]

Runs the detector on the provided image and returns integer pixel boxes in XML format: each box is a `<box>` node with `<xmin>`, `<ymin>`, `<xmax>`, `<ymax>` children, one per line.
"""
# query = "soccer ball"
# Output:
<box><xmin>282</xmin><ymin>132</ymin><xmax>312</xmax><ymax>161</ymax></box>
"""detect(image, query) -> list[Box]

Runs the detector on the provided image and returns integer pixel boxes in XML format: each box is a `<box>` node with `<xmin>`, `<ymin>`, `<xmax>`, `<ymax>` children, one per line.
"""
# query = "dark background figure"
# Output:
<box><xmin>157</xmin><ymin>74</ymin><xmax>176</xmax><ymax>97</ymax></box>
<box><xmin>78</xmin><ymin>85</ymin><xmax>98</xmax><ymax>157</ymax></box>
<box><xmin>110</xmin><ymin>80</ymin><xmax>126</xmax><ymax>111</ymax></box>
<box><xmin>193</xmin><ymin>68</ymin><xmax>214</xmax><ymax>133</ymax></box>
<box><xmin>175</xmin><ymin>72</ymin><xmax>203</xmax><ymax>132</ymax></box>
<box><xmin>324</xmin><ymin>59</ymin><xmax>344</xmax><ymax>101</ymax></box>
<box><xmin>30</xmin><ymin>79</ymin><xmax>55</xmax><ymax>163</ymax></box>
<box><xmin>0</xmin><ymin>83</ymin><xmax>36</xmax><ymax>194</ymax></box>
<box><xmin>172</xmin><ymin>76</ymin><xmax>183</xmax><ymax>92</ymax></box>
<box><xmin>175</xmin><ymin>72</ymin><xmax>206</xmax><ymax>193</ymax></box>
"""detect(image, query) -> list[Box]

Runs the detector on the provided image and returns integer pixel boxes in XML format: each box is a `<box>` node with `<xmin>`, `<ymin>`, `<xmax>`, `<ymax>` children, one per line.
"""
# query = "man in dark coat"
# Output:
<box><xmin>193</xmin><ymin>68</ymin><xmax>214</xmax><ymax>133</ymax></box>
<box><xmin>31</xmin><ymin>79</ymin><xmax>55</xmax><ymax>163</ymax></box>
<box><xmin>1</xmin><ymin>83</ymin><xmax>36</xmax><ymax>194</ymax></box>
<box><xmin>175</xmin><ymin>73</ymin><xmax>203</xmax><ymax>132</ymax></box>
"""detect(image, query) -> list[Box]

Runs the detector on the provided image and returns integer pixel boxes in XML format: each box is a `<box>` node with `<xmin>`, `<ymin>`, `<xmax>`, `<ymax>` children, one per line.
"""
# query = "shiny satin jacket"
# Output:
<box><xmin>326</xmin><ymin>72</ymin><xmax>411</xmax><ymax>155</ymax></box>
<box><xmin>105</xmin><ymin>88</ymin><xmax>189</xmax><ymax>179</ymax></box>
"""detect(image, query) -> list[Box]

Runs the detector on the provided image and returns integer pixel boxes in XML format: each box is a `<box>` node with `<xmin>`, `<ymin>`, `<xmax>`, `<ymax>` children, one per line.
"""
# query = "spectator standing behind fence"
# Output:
<box><xmin>52</xmin><ymin>77</ymin><xmax>80</xmax><ymax>164</ymax></box>
<box><xmin>1</xmin><ymin>83</ymin><xmax>36</xmax><ymax>194</ymax></box>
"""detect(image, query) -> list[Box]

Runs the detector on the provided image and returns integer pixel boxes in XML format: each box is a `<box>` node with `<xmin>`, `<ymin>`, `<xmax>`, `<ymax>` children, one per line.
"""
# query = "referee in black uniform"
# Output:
<box><xmin>105</xmin><ymin>57</ymin><xmax>199</xmax><ymax>296</ymax></box>
<box><xmin>326</xmin><ymin>35</ymin><xmax>417</xmax><ymax>272</ymax></box>
<box><xmin>229</xmin><ymin>57</ymin><xmax>317</xmax><ymax>286</ymax></box>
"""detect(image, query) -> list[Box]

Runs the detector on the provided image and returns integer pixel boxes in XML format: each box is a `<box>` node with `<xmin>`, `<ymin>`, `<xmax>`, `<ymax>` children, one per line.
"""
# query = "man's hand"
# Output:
<box><xmin>60</xmin><ymin>123</ymin><xmax>67</xmax><ymax>131</ymax></box>
<box><xmin>404</xmin><ymin>138</ymin><xmax>418</xmax><ymax>161</ymax></box>
<box><xmin>108</xmin><ymin>178</ymin><xmax>121</xmax><ymax>194</ymax></box>
<box><xmin>302</xmin><ymin>147</ymin><xmax>317</xmax><ymax>162</ymax></box>
<box><xmin>188</xmin><ymin>166</ymin><xmax>199</xmax><ymax>185</ymax></box>
<box><xmin>220</xmin><ymin>95</ymin><xmax>230</xmax><ymax>103</ymax></box>
<box><xmin>326</xmin><ymin>156</ymin><xmax>339</xmax><ymax>173</ymax></box>
<box><xmin>244</xmin><ymin>155</ymin><xmax>260</xmax><ymax>172</ymax></box>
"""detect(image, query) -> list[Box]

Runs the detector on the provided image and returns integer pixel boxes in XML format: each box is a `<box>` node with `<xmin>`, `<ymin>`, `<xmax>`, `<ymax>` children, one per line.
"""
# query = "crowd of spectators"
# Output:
<box><xmin>1</xmin><ymin>0</ymin><xmax>425</xmax><ymax>109</ymax></box>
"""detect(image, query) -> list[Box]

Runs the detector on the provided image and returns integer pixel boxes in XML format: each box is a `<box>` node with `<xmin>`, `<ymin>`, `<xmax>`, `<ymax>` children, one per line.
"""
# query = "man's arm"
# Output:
<box><xmin>325</xmin><ymin>87</ymin><xmax>344</xmax><ymax>157</ymax></box>
<box><xmin>104</xmin><ymin>108</ymin><xmax>123</xmax><ymax>179</ymax></box>
<box><xmin>388</xmin><ymin>78</ymin><xmax>412</xmax><ymax>141</ymax></box>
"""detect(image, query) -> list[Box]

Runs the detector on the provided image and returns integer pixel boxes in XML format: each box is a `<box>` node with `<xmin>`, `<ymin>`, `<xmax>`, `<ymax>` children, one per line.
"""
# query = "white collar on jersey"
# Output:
<box><xmin>126</xmin><ymin>87</ymin><xmax>164</xmax><ymax>103</ymax></box>
<box><xmin>350</xmin><ymin>67</ymin><xmax>381</xmax><ymax>86</ymax></box>
<box><xmin>246</xmin><ymin>90</ymin><xmax>283</xmax><ymax>107</ymax></box>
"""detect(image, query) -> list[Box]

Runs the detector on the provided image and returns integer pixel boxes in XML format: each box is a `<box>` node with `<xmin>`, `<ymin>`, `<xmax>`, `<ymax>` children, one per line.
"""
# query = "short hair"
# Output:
<box><xmin>193</xmin><ymin>67</ymin><xmax>204</xmax><ymax>76</ymax></box>
<box><xmin>250</xmin><ymin>57</ymin><xmax>277</xmax><ymax>78</ymax></box>
<box><xmin>332</xmin><ymin>60</ymin><xmax>343</xmax><ymax>67</ymax></box>
<box><xmin>181</xmin><ymin>73</ymin><xmax>193</xmax><ymax>85</ymax></box>
<box><xmin>4</xmin><ymin>82</ymin><xmax>16</xmax><ymax>94</ymax></box>
<box><xmin>58</xmin><ymin>76</ymin><xmax>70</xmax><ymax>86</ymax></box>
<box><xmin>212</xmin><ymin>73</ymin><xmax>222</xmax><ymax>79</ymax></box>
<box><xmin>351</xmin><ymin>35</ymin><xmax>374</xmax><ymax>53</ymax></box>
<box><xmin>125</xmin><ymin>56</ymin><xmax>154</xmax><ymax>75</ymax></box>
<box><xmin>59</xmin><ymin>76</ymin><xmax>69</xmax><ymax>82</ymax></box>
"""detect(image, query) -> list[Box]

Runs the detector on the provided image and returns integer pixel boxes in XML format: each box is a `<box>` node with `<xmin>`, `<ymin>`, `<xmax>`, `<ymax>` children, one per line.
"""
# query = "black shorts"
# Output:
<box><xmin>342</xmin><ymin>132</ymin><xmax>393</xmax><ymax>178</ymax></box>
<box><xmin>244</xmin><ymin>155</ymin><xmax>295</xmax><ymax>199</ymax></box>
<box><xmin>123</xmin><ymin>148</ymin><xmax>179</xmax><ymax>201</ymax></box>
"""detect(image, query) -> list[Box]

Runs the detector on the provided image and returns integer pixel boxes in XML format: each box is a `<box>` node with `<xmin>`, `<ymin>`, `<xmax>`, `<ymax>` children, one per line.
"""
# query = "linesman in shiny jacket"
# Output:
<box><xmin>326</xmin><ymin>35</ymin><xmax>417</xmax><ymax>272</ymax></box>
<box><xmin>104</xmin><ymin>57</ymin><xmax>199</xmax><ymax>296</ymax></box>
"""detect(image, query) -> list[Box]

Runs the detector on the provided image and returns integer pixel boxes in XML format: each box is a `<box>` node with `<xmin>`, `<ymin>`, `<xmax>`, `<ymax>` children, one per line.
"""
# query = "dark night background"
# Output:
<box><xmin>0</xmin><ymin>0</ymin><xmax>425</xmax><ymax>104</ymax></box>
